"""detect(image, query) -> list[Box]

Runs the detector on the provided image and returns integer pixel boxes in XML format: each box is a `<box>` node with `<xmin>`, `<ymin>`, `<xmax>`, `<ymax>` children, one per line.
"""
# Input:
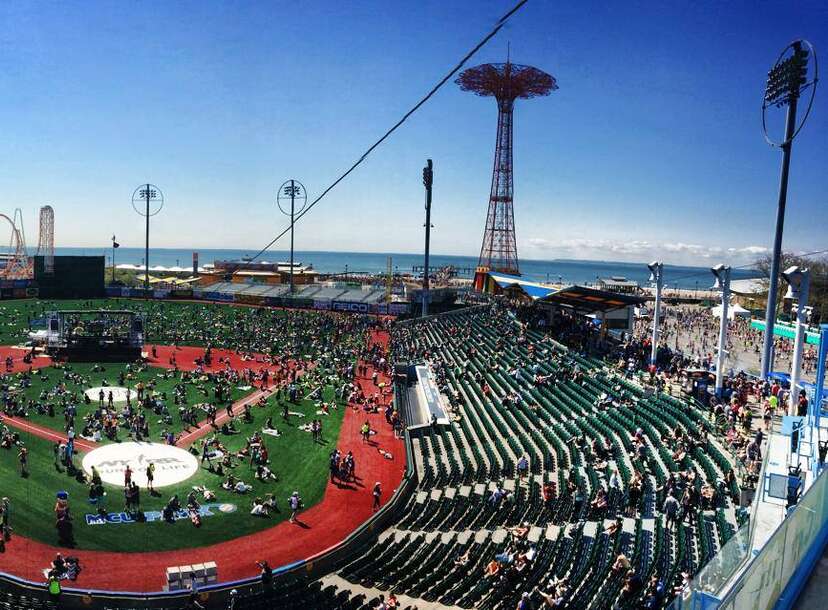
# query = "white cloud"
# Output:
<box><xmin>524</xmin><ymin>237</ymin><xmax>768</xmax><ymax>266</ymax></box>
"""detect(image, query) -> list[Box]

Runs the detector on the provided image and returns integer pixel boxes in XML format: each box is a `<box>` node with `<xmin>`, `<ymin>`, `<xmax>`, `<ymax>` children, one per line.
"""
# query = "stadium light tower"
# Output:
<box><xmin>783</xmin><ymin>266</ymin><xmax>811</xmax><ymax>414</ymax></box>
<box><xmin>277</xmin><ymin>180</ymin><xmax>308</xmax><ymax>294</ymax></box>
<box><xmin>422</xmin><ymin>159</ymin><xmax>434</xmax><ymax>317</ymax></box>
<box><xmin>711</xmin><ymin>264</ymin><xmax>732</xmax><ymax>397</ymax></box>
<box><xmin>111</xmin><ymin>235</ymin><xmax>120</xmax><ymax>284</ymax></box>
<box><xmin>457</xmin><ymin>57</ymin><xmax>557</xmax><ymax>287</ymax></box>
<box><xmin>131</xmin><ymin>184</ymin><xmax>164</xmax><ymax>296</ymax></box>
<box><xmin>760</xmin><ymin>40</ymin><xmax>818</xmax><ymax>380</ymax></box>
<box><xmin>647</xmin><ymin>261</ymin><xmax>664</xmax><ymax>366</ymax></box>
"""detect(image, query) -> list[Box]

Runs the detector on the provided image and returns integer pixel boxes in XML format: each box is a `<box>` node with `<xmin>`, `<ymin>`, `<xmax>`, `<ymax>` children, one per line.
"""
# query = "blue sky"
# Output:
<box><xmin>0</xmin><ymin>1</ymin><xmax>825</xmax><ymax>266</ymax></box>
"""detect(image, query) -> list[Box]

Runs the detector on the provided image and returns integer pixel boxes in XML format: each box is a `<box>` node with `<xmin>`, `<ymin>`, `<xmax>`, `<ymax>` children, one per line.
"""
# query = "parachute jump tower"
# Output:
<box><xmin>456</xmin><ymin>58</ymin><xmax>556</xmax><ymax>289</ymax></box>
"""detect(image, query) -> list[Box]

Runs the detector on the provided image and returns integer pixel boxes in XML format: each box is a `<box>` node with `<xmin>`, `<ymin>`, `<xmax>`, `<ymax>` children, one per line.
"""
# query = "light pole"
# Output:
<box><xmin>712</xmin><ymin>264</ymin><xmax>732</xmax><ymax>397</ymax></box>
<box><xmin>783</xmin><ymin>266</ymin><xmax>811</xmax><ymax>414</ymax></box>
<box><xmin>422</xmin><ymin>159</ymin><xmax>433</xmax><ymax>317</ymax></box>
<box><xmin>277</xmin><ymin>180</ymin><xmax>307</xmax><ymax>294</ymax></box>
<box><xmin>648</xmin><ymin>261</ymin><xmax>664</xmax><ymax>366</ymax></box>
<box><xmin>760</xmin><ymin>40</ymin><xmax>818</xmax><ymax>379</ymax></box>
<box><xmin>131</xmin><ymin>184</ymin><xmax>164</xmax><ymax>297</ymax></box>
<box><xmin>111</xmin><ymin>235</ymin><xmax>119</xmax><ymax>284</ymax></box>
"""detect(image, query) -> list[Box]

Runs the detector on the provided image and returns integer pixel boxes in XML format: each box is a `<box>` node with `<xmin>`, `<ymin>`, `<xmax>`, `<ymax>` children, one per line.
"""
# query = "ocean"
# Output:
<box><xmin>52</xmin><ymin>246</ymin><xmax>761</xmax><ymax>289</ymax></box>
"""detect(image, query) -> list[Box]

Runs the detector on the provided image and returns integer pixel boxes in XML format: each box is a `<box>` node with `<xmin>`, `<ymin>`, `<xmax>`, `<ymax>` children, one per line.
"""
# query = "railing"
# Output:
<box><xmin>667</xmin><ymin>466</ymin><xmax>828</xmax><ymax>610</ymax></box>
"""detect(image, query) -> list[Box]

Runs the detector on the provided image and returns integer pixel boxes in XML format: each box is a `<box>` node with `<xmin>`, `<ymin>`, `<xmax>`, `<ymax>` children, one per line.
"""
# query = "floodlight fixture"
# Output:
<box><xmin>782</xmin><ymin>265</ymin><xmax>809</xmax><ymax>299</ymax></box>
<box><xmin>710</xmin><ymin>264</ymin><xmax>730</xmax><ymax>290</ymax></box>
<box><xmin>760</xmin><ymin>40</ymin><xmax>818</xmax><ymax>379</ymax></box>
<box><xmin>647</xmin><ymin>261</ymin><xmax>662</xmax><ymax>282</ymax></box>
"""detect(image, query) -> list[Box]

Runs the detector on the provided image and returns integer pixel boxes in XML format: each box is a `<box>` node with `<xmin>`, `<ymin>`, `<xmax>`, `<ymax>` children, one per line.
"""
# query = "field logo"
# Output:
<box><xmin>85</xmin><ymin>503</ymin><xmax>237</xmax><ymax>526</ymax></box>
<box><xmin>82</xmin><ymin>442</ymin><xmax>199</xmax><ymax>488</ymax></box>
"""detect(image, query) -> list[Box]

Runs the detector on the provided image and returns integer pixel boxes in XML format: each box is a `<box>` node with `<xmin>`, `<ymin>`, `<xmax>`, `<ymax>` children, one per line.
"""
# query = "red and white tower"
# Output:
<box><xmin>456</xmin><ymin>60</ymin><xmax>556</xmax><ymax>286</ymax></box>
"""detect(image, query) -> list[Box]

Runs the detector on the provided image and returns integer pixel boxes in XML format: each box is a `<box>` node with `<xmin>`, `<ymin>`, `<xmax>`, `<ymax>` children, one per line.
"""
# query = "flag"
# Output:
<box><xmin>112</xmin><ymin>235</ymin><xmax>120</xmax><ymax>248</ymax></box>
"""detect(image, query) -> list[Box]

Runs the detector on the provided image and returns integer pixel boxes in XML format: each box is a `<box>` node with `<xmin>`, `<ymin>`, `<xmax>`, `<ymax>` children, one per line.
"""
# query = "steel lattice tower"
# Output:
<box><xmin>36</xmin><ymin>205</ymin><xmax>55</xmax><ymax>274</ymax></box>
<box><xmin>457</xmin><ymin>60</ymin><xmax>556</xmax><ymax>276</ymax></box>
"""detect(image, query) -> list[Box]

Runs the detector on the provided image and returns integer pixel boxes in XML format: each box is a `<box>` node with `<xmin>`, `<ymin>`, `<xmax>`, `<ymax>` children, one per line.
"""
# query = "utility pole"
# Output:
<box><xmin>712</xmin><ymin>264</ymin><xmax>732</xmax><ymax>397</ymax></box>
<box><xmin>422</xmin><ymin>159</ymin><xmax>433</xmax><ymax>317</ymax></box>
<box><xmin>131</xmin><ymin>184</ymin><xmax>164</xmax><ymax>299</ymax></box>
<box><xmin>111</xmin><ymin>235</ymin><xmax>119</xmax><ymax>284</ymax></box>
<box><xmin>783</xmin><ymin>266</ymin><xmax>810</xmax><ymax>414</ymax></box>
<box><xmin>647</xmin><ymin>261</ymin><xmax>664</xmax><ymax>366</ymax></box>
<box><xmin>277</xmin><ymin>180</ymin><xmax>307</xmax><ymax>295</ymax></box>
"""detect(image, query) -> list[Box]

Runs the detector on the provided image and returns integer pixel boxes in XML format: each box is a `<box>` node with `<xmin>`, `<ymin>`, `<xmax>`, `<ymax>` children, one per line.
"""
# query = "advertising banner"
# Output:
<box><xmin>332</xmin><ymin>301</ymin><xmax>371</xmax><ymax>313</ymax></box>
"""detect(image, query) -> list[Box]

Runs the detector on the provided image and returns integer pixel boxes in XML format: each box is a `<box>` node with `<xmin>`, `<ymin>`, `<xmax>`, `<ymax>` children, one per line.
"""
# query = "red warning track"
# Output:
<box><xmin>0</xmin><ymin>331</ymin><xmax>404</xmax><ymax>592</ymax></box>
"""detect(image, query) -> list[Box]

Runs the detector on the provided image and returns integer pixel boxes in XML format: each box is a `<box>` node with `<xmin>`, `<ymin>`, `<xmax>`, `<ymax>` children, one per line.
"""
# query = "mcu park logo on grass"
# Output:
<box><xmin>82</xmin><ymin>442</ymin><xmax>199</xmax><ymax>488</ymax></box>
<box><xmin>85</xmin><ymin>503</ymin><xmax>237</xmax><ymax>526</ymax></box>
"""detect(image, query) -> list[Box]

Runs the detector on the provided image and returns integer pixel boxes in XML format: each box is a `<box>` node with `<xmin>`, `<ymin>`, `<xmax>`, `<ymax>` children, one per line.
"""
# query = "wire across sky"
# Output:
<box><xmin>245</xmin><ymin>0</ymin><xmax>530</xmax><ymax>264</ymax></box>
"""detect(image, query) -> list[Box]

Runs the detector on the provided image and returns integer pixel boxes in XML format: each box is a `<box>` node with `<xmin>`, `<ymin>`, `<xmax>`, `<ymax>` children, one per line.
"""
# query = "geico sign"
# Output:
<box><xmin>82</xmin><ymin>442</ymin><xmax>199</xmax><ymax>488</ymax></box>
<box><xmin>332</xmin><ymin>302</ymin><xmax>370</xmax><ymax>313</ymax></box>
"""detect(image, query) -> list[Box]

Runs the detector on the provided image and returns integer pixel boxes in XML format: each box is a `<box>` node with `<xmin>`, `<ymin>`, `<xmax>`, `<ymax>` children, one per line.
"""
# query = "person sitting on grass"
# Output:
<box><xmin>250</xmin><ymin>497</ymin><xmax>269</xmax><ymax>517</ymax></box>
<box><xmin>186</xmin><ymin>490</ymin><xmax>200</xmax><ymax>511</ymax></box>
<box><xmin>163</xmin><ymin>495</ymin><xmax>182</xmax><ymax>523</ymax></box>
<box><xmin>255</xmin><ymin>464</ymin><xmax>277</xmax><ymax>481</ymax></box>
<box><xmin>188</xmin><ymin>505</ymin><xmax>202</xmax><ymax>528</ymax></box>
<box><xmin>222</xmin><ymin>474</ymin><xmax>252</xmax><ymax>494</ymax></box>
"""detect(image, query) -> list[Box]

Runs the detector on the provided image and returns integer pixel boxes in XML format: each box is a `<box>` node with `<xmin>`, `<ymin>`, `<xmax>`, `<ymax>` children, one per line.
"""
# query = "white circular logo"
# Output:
<box><xmin>84</xmin><ymin>386</ymin><xmax>132</xmax><ymax>403</ymax></box>
<box><xmin>82</xmin><ymin>442</ymin><xmax>199</xmax><ymax>488</ymax></box>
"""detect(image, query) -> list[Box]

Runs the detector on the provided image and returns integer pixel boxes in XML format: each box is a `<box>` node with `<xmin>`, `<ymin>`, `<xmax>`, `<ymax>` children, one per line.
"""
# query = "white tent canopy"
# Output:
<box><xmin>711</xmin><ymin>302</ymin><xmax>751</xmax><ymax>320</ymax></box>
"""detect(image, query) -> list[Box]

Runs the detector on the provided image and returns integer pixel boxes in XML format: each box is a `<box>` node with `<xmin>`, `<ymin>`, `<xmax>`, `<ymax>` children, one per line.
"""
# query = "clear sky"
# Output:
<box><xmin>0</xmin><ymin>1</ymin><xmax>825</xmax><ymax>266</ymax></box>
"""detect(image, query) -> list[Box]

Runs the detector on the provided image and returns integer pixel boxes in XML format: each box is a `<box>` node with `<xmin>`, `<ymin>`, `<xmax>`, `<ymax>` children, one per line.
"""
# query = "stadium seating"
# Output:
<box><xmin>313</xmin><ymin>304</ymin><xmax>744</xmax><ymax>609</ymax></box>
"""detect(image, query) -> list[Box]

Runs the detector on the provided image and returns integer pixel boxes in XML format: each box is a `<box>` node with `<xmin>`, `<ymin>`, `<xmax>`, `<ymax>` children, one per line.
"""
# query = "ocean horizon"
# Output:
<box><xmin>49</xmin><ymin>246</ymin><xmax>761</xmax><ymax>290</ymax></box>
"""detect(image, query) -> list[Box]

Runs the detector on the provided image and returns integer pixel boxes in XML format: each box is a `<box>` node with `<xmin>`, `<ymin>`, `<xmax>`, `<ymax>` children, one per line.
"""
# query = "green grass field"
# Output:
<box><xmin>0</xmin><ymin>298</ymin><xmax>366</xmax><ymax>358</ymax></box>
<box><xmin>5</xmin><ymin>361</ymin><xmax>255</xmax><ymax>443</ymax></box>
<box><xmin>0</xmin><ymin>298</ymin><xmax>370</xmax><ymax>553</ymax></box>
<box><xmin>0</xmin><ymin>385</ymin><xmax>345</xmax><ymax>552</ymax></box>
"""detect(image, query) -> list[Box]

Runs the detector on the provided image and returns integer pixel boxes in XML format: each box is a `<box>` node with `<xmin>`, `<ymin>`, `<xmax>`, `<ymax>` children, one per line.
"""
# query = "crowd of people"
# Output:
<box><xmin>631</xmin><ymin>304</ymin><xmax>820</xmax><ymax>379</ymax></box>
<box><xmin>0</xmin><ymin>300</ymin><xmax>397</xmax><ymax>561</ymax></box>
<box><xmin>387</xmin><ymin>301</ymin><xmax>767</xmax><ymax>610</ymax></box>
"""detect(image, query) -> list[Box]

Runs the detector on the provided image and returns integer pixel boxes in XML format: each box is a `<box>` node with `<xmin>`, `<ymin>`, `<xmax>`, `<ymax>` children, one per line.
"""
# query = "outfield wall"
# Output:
<box><xmin>103</xmin><ymin>285</ymin><xmax>412</xmax><ymax>315</ymax></box>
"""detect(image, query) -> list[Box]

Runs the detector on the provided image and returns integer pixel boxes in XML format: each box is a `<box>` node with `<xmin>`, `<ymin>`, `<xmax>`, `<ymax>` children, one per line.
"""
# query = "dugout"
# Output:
<box><xmin>34</xmin><ymin>255</ymin><xmax>105</xmax><ymax>298</ymax></box>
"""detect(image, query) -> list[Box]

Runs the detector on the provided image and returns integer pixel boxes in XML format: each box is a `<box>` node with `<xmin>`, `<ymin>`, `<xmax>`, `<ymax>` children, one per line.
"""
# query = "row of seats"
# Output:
<box><xmin>321</xmin><ymin>305</ymin><xmax>745</xmax><ymax>609</ymax></box>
